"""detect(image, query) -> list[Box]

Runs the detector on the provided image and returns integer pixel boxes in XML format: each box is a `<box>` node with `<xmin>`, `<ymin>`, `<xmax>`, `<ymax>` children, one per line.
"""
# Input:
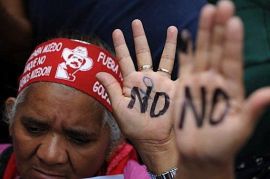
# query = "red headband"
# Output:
<box><xmin>18</xmin><ymin>38</ymin><xmax>123</xmax><ymax>111</ymax></box>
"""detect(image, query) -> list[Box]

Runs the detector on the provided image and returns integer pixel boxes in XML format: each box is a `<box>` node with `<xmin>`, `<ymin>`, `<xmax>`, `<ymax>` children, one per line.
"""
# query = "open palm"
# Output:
<box><xmin>97</xmin><ymin>20</ymin><xmax>178</xmax><ymax>146</ymax></box>
<box><xmin>174</xmin><ymin>2</ymin><xmax>270</xmax><ymax>165</ymax></box>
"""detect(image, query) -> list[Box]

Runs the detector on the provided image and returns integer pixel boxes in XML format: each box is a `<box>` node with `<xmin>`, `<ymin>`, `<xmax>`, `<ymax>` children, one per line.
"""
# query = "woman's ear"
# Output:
<box><xmin>5</xmin><ymin>97</ymin><xmax>16</xmax><ymax>136</ymax></box>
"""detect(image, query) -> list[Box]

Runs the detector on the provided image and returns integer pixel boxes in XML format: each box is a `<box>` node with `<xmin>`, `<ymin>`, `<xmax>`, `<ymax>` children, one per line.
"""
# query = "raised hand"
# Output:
<box><xmin>174</xmin><ymin>1</ymin><xmax>270</xmax><ymax>178</ymax></box>
<box><xmin>97</xmin><ymin>19</ymin><xmax>178</xmax><ymax>173</ymax></box>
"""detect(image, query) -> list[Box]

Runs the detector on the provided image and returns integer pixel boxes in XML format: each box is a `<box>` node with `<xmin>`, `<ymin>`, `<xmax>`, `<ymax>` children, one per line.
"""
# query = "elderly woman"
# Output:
<box><xmin>2</xmin><ymin>37</ymin><xmax>129</xmax><ymax>178</ymax></box>
<box><xmin>2</xmin><ymin>17</ymin><xmax>180</xmax><ymax>178</ymax></box>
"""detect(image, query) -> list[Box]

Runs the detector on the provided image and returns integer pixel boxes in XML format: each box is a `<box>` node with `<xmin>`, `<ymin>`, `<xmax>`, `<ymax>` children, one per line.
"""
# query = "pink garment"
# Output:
<box><xmin>124</xmin><ymin>160</ymin><xmax>150</xmax><ymax>179</ymax></box>
<box><xmin>0</xmin><ymin>144</ymin><xmax>10</xmax><ymax>154</ymax></box>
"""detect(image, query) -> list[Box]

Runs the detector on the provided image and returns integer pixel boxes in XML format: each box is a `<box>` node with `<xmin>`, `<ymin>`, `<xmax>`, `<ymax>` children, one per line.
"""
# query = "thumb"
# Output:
<box><xmin>96</xmin><ymin>72</ymin><xmax>123</xmax><ymax>107</ymax></box>
<box><xmin>243</xmin><ymin>87</ymin><xmax>270</xmax><ymax>124</ymax></box>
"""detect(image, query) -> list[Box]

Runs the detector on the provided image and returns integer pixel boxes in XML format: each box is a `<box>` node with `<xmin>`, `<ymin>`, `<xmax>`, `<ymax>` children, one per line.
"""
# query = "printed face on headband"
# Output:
<box><xmin>18</xmin><ymin>38</ymin><xmax>123</xmax><ymax>111</ymax></box>
<box><xmin>10</xmin><ymin>83</ymin><xmax>111</xmax><ymax>178</ymax></box>
<box><xmin>62</xmin><ymin>46</ymin><xmax>93</xmax><ymax>70</ymax></box>
<box><xmin>66</xmin><ymin>54</ymin><xmax>85</xmax><ymax>69</ymax></box>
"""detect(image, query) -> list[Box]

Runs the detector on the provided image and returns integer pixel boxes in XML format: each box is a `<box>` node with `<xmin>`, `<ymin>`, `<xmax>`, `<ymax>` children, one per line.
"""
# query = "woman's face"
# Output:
<box><xmin>10</xmin><ymin>83</ymin><xmax>111</xmax><ymax>179</ymax></box>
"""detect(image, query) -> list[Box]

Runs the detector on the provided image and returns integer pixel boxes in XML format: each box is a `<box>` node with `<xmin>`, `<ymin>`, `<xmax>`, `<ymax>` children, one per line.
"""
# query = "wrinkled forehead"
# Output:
<box><xmin>16</xmin><ymin>82</ymin><xmax>105</xmax><ymax>126</ymax></box>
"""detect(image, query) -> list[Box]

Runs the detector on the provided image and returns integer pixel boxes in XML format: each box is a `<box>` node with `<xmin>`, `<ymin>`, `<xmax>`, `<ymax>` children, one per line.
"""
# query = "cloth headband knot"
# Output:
<box><xmin>18</xmin><ymin>38</ymin><xmax>123</xmax><ymax>111</ymax></box>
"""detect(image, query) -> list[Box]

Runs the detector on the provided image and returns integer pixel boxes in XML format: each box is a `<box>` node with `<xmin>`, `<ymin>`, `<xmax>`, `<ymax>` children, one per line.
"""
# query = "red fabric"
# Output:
<box><xmin>18</xmin><ymin>38</ymin><xmax>123</xmax><ymax>111</ymax></box>
<box><xmin>3</xmin><ymin>143</ymin><xmax>138</xmax><ymax>178</ymax></box>
<box><xmin>106</xmin><ymin>143</ymin><xmax>138</xmax><ymax>175</ymax></box>
<box><xmin>3</xmin><ymin>153</ymin><xmax>16</xmax><ymax>179</ymax></box>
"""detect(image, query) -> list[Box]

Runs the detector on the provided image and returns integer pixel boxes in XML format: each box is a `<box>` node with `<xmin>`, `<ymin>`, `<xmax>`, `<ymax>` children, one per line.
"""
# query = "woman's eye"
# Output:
<box><xmin>25</xmin><ymin>125</ymin><xmax>47</xmax><ymax>135</ymax></box>
<box><xmin>68</xmin><ymin>136</ymin><xmax>90</xmax><ymax>145</ymax></box>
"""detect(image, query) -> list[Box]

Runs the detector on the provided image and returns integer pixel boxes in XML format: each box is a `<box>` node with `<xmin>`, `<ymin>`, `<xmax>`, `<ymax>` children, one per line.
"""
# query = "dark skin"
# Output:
<box><xmin>174</xmin><ymin>1</ymin><xmax>270</xmax><ymax>178</ymax></box>
<box><xmin>97</xmin><ymin>19</ymin><xmax>179</xmax><ymax>174</ymax></box>
<box><xmin>7</xmin><ymin>83</ymin><xmax>111</xmax><ymax>179</ymax></box>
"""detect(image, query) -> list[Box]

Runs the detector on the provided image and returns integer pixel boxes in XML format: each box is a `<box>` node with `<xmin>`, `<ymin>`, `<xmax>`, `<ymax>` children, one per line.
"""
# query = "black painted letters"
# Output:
<box><xmin>127</xmin><ymin>77</ymin><xmax>170</xmax><ymax>118</ymax></box>
<box><xmin>179</xmin><ymin>86</ymin><xmax>230</xmax><ymax>129</ymax></box>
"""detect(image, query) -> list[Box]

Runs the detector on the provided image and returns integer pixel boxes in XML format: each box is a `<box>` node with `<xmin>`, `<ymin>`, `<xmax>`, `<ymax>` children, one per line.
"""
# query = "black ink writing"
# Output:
<box><xmin>209</xmin><ymin>88</ymin><xmax>229</xmax><ymax>125</ymax></box>
<box><xmin>143</xmin><ymin>76</ymin><xmax>154</xmax><ymax>88</ymax></box>
<box><xmin>150</xmin><ymin>92</ymin><xmax>170</xmax><ymax>117</ymax></box>
<box><xmin>127</xmin><ymin>77</ymin><xmax>170</xmax><ymax>118</ymax></box>
<box><xmin>179</xmin><ymin>87</ymin><xmax>206</xmax><ymax>128</ymax></box>
<box><xmin>179</xmin><ymin>86</ymin><xmax>230</xmax><ymax>129</ymax></box>
<box><xmin>139</xmin><ymin>77</ymin><xmax>154</xmax><ymax>100</ymax></box>
<box><xmin>128</xmin><ymin>86</ymin><xmax>152</xmax><ymax>113</ymax></box>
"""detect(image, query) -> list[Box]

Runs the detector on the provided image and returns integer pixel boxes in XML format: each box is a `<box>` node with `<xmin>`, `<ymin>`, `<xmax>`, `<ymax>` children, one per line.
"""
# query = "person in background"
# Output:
<box><xmin>172</xmin><ymin>1</ymin><xmax>270</xmax><ymax>178</ymax></box>
<box><xmin>208</xmin><ymin>0</ymin><xmax>270</xmax><ymax>178</ymax></box>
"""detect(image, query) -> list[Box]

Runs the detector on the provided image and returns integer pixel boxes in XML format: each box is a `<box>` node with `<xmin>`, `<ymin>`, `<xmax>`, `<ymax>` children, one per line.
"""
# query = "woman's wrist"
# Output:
<box><xmin>134</xmin><ymin>137</ymin><xmax>178</xmax><ymax>174</ymax></box>
<box><xmin>176</xmin><ymin>158</ymin><xmax>235</xmax><ymax>179</ymax></box>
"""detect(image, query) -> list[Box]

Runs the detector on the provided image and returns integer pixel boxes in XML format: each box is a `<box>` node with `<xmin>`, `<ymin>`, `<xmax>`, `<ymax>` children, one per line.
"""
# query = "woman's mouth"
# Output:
<box><xmin>32</xmin><ymin>167</ymin><xmax>66</xmax><ymax>179</ymax></box>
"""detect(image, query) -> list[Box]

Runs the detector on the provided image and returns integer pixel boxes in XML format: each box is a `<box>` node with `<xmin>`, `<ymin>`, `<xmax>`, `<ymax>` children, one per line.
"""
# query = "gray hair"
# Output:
<box><xmin>5</xmin><ymin>83</ymin><xmax>121</xmax><ymax>144</ymax></box>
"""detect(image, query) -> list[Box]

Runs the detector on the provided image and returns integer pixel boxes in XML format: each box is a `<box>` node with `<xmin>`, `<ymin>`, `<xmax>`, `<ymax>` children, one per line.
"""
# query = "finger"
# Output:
<box><xmin>132</xmin><ymin>19</ymin><xmax>152</xmax><ymax>70</ymax></box>
<box><xmin>209</xmin><ymin>0</ymin><xmax>235</xmax><ymax>71</ymax></box>
<box><xmin>243</xmin><ymin>87</ymin><xmax>270</xmax><ymax>125</ymax></box>
<box><xmin>222</xmin><ymin>17</ymin><xmax>244</xmax><ymax>83</ymax></box>
<box><xmin>112</xmin><ymin>29</ymin><xmax>136</xmax><ymax>78</ymax></box>
<box><xmin>158</xmin><ymin>26</ymin><xmax>178</xmax><ymax>77</ymax></box>
<box><xmin>96</xmin><ymin>72</ymin><xmax>123</xmax><ymax>108</ymax></box>
<box><xmin>194</xmin><ymin>4</ymin><xmax>216</xmax><ymax>72</ymax></box>
<box><xmin>178</xmin><ymin>30</ymin><xmax>193</xmax><ymax>77</ymax></box>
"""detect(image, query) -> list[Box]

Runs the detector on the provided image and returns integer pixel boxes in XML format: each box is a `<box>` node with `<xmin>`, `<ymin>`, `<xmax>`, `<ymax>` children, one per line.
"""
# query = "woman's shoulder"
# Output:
<box><xmin>0</xmin><ymin>144</ymin><xmax>14</xmax><ymax>179</ymax></box>
<box><xmin>0</xmin><ymin>144</ymin><xmax>11</xmax><ymax>156</ymax></box>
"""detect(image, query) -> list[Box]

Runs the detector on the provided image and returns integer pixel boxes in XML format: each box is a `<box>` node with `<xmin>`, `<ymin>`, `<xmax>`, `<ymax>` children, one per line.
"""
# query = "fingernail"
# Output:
<box><xmin>177</xmin><ymin>30</ymin><xmax>191</xmax><ymax>53</ymax></box>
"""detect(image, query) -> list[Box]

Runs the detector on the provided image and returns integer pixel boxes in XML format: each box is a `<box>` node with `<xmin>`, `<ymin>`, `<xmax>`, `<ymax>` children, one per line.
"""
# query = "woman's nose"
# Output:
<box><xmin>36</xmin><ymin>133</ymin><xmax>68</xmax><ymax>166</ymax></box>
